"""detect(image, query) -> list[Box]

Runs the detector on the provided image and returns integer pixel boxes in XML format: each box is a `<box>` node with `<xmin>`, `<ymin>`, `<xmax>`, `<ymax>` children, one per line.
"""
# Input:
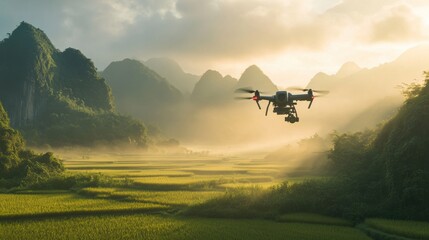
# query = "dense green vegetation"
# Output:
<box><xmin>364</xmin><ymin>218</ymin><xmax>429</xmax><ymax>240</ymax></box>
<box><xmin>0</xmin><ymin>22</ymin><xmax>148</xmax><ymax>147</ymax></box>
<box><xmin>276</xmin><ymin>213</ymin><xmax>353</xmax><ymax>226</ymax></box>
<box><xmin>0</xmin><ymin>102</ymin><xmax>64</xmax><ymax>188</ymax></box>
<box><xmin>0</xmin><ymin>100</ymin><xmax>132</xmax><ymax>189</ymax></box>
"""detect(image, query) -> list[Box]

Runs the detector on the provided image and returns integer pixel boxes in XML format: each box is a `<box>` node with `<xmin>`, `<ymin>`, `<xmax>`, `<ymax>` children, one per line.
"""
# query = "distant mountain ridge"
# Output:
<box><xmin>190</xmin><ymin>65</ymin><xmax>277</xmax><ymax>105</ymax></box>
<box><xmin>145</xmin><ymin>58</ymin><xmax>199</xmax><ymax>95</ymax></box>
<box><xmin>0</xmin><ymin>22</ymin><xmax>148</xmax><ymax>146</ymax></box>
<box><xmin>191</xmin><ymin>70</ymin><xmax>237</xmax><ymax>105</ymax></box>
<box><xmin>102</xmin><ymin>58</ymin><xmax>183</xmax><ymax>123</ymax></box>
<box><xmin>307</xmin><ymin>45</ymin><xmax>429</xmax><ymax>94</ymax></box>
<box><xmin>236</xmin><ymin>65</ymin><xmax>278</xmax><ymax>93</ymax></box>
<box><xmin>335</xmin><ymin>61</ymin><xmax>362</xmax><ymax>78</ymax></box>
<box><xmin>305</xmin><ymin>45</ymin><xmax>429</xmax><ymax>131</ymax></box>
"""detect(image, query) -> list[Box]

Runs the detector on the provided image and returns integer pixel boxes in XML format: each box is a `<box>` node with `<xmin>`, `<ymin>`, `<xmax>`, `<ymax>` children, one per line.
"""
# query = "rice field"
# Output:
<box><xmin>78</xmin><ymin>187</ymin><xmax>222</xmax><ymax>206</ymax></box>
<box><xmin>1</xmin><ymin>151</ymin><xmax>421</xmax><ymax>239</ymax></box>
<box><xmin>0</xmin><ymin>215</ymin><xmax>372</xmax><ymax>240</ymax></box>
<box><xmin>0</xmin><ymin>193</ymin><xmax>166</xmax><ymax>219</ymax></box>
<box><xmin>61</xmin><ymin>151</ymin><xmax>315</xmax><ymax>191</ymax></box>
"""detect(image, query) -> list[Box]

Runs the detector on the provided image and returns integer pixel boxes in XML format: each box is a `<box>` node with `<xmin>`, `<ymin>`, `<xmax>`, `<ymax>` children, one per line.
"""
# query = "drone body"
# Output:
<box><xmin>235</xmin><ymin>88</ymin><xmax>328</xmax><ymax>123</ymax></box>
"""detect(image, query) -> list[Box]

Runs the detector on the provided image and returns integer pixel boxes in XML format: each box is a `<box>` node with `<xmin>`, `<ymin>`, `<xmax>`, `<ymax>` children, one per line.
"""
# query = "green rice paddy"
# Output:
<box><xmin>1</xmin><ymin>151</ymin><xmax>426</xmax><ymax>239</ymax></box>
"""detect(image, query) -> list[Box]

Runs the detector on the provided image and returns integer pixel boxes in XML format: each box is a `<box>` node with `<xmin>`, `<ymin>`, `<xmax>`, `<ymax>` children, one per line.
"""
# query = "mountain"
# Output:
<box><xmin>308</xmin><ymin>45</ymin><xmax>429</xmax><ymax>95</ymax></box>
<box><xmin>145</xmin><ymin>58</ymin><xmax>199</xmax><ymax>95</ymax></box>
<box><xmin>306</xmin><ymin>62</ymin><xmax>363</xmax><ymax>91</ymax></box>
<box><xmin>0</xmin><ymin>22</ymin><xmax>114</xmax><ymax>127</ymax></box>
<box><xmin>0</xmin><ymin>22</ymin><xmax>147</xmax><ymax>147</ymax></box>
<box><xmin>190</xmin><ymin>65</ymin><xmax>276</xmax><ymax>105</ymax></box>
<box><xmin>102</xmin><ymin>59</ymin><xmax>183</xmax><ymax>123</ymax></box>
<box><xmin>235</xmin><ymin>65</ymin><xmax>278</xmax><ymax>93</ymax></box>
<box><xmin>335</xmin><ymin>61</ymin><xmax>362</xmax><ymax>78</ymax></box>
<box><xmin>191</xmin><ymin>70</ymin><xmax>237</xmax><ymax>105</ymax></box>
<box><xmin>304</xmin><ymin>46</ymin><xmax>429</xmax><ymax>131</ymax></box>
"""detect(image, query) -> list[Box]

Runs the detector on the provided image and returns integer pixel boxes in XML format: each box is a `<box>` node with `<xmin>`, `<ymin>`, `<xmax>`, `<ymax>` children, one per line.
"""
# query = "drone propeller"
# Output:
<box><xmin>235</xmin><ymin>87</ymin><xmax>256</xmax><ymax>93</ymax></box>
<box><xmin>287</xmin><ymin>87</ymin><xmax>330</xmax><ymax>94</ymax></box>
<box><xmin>312</xmin><ymin>90</ymin><xmax>330</xmax><ymax>94</ymax></box>
<box><xmin>235</xmin><ymin>87</ymin><xmax>267</xmax><ymax>94</ymax></box>
<box><xmin>234</xmin><ymin>88</ymin><xmax>262</xmax><ymax>110</ymax></box>
<box><xmin>234</xmin><ymin>96</ymin><xmax>253</xmax><ymax>100</ymax></box>
<box><xmin>307</xmin><ymin>92</ymin><xmax>327</xmax><ymax>108</ymax></box>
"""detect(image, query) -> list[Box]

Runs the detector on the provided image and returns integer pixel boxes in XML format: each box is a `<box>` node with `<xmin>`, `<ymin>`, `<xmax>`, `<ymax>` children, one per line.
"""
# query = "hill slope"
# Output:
<box><xmin>191</xmin><ymin>70</ymin><xmax>237</xmax><ymax>105</ymax></box>
<box><xmin>236</xmin><ymin>65</ymin><xmax>278</xmax><ymax>93</ymax></box>
<box><xmin>302</xmin><ymin>46</ymin><xmax>429</xmax><ymax>131</ymax></box>
<box><xmin>145</xmin><ymin>58</ymin><xmax>199</xmax><ymax>95</ymax></box>
<box><xmin>102</xmin><ymin>59</ymin><xmax>183</xmax><ymax>123</ymax></box>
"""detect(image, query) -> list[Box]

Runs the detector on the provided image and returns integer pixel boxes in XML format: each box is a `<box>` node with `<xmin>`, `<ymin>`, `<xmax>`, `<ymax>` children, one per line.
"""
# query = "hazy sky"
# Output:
<box><xmin>1</xmin><ymin>0</ymin><xmax>429</xmax><ymax>87</ymax></box>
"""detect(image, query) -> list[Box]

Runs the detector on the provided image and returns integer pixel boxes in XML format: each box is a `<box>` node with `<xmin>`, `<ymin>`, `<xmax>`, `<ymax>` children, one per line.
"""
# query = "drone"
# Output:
<box><xmin>235</xmin><ymin>87</ymin><xmax>329</xmax><ymax>123</ymax></box>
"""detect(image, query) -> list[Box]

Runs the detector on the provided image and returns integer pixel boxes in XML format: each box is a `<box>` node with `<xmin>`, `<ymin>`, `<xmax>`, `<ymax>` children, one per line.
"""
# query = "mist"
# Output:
<box><xmin>116</xmin><ymin>44</ymin><xmax>429</xmax><ymax>159</ymax></box>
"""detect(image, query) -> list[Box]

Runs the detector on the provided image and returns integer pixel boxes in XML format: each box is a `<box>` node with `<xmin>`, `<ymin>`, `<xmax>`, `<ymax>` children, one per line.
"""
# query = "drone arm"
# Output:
<box><xmin>265</xmin><ymin>101</ymin><xmax>271</xmax><ymax>116</ymax></box>
<box><xmin>259</xmin><ymin>96</ymin><xmax>275</xmax><ymax>101</ymax></box>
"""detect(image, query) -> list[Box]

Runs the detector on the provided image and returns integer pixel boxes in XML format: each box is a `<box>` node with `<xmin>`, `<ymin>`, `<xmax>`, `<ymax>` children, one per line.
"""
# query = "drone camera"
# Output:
<box><xmin>285</xmin><ymin>115</ymin><xmax>299</xmax><ymax>123</ymax></box>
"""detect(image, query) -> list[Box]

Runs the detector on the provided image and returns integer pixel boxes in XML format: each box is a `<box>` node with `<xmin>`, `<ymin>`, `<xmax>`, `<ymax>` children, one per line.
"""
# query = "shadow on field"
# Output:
<box><xmin>0</xmin><ymin>207</ymin><xmax>167</xmax><ymax>223</ymax></box>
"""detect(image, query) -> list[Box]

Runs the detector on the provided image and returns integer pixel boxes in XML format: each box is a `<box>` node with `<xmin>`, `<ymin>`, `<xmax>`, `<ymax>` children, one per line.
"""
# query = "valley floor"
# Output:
<box><xmin>1</xmin><ymin>152</ymin><xmax>427</xmax><ymax>240</ymax></box>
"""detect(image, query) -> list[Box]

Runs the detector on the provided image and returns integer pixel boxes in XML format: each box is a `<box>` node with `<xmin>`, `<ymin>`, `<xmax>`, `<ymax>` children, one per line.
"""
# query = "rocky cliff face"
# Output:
<box><xmin>0</xmin><ymin>22</ymin><xmax>114</xmax><ymax>128</ymax></box>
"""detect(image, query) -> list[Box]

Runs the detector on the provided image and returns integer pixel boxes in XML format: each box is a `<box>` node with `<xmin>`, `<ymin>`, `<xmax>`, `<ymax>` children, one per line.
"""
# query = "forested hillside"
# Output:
<box><xmin>0</xmin><ymin>22</ymin><xmax>148</xmax><ymax>147</ymax></box>
<box><xmin>0</xmin><ymin>101</ymin><xmax>63</xmax><ymax>188</ymax></box>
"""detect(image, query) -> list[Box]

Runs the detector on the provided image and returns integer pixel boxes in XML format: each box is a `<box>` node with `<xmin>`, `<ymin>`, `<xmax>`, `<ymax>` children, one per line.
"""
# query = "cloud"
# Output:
<box><xmin>111</xmin><ymin>0</ymin><xmax>331</xmax><ymax>61</ymax></box>
<box><xmin>328</xmin><ymin>0</ymin><xmax>396</xmax><ymax>16</ymax></box>
<box><xmin>369</xmin><ymin>5</ymin><xmax>425</xmax><ymax>43</ymax></box>
<box><xmin>0</xmin><ymin>0</ymin><xmax>428</xmax><ymax>74</ymax></box>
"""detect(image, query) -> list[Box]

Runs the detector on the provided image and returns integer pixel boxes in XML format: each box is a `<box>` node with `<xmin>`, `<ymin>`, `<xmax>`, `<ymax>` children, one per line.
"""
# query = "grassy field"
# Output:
<box><xmin>0</xmin><ymin>193</ymin><xmax>166</xmax><ymax>217</ymax></box>
<box><xmin>1</xmin><ymin>151</ymin><xmax>426</xmax><ymax>239</ymax></box>
<box><xmin>0</xmin><ymin>214</ymin><xmax>372</xmax><ymax>240</ymax></box>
